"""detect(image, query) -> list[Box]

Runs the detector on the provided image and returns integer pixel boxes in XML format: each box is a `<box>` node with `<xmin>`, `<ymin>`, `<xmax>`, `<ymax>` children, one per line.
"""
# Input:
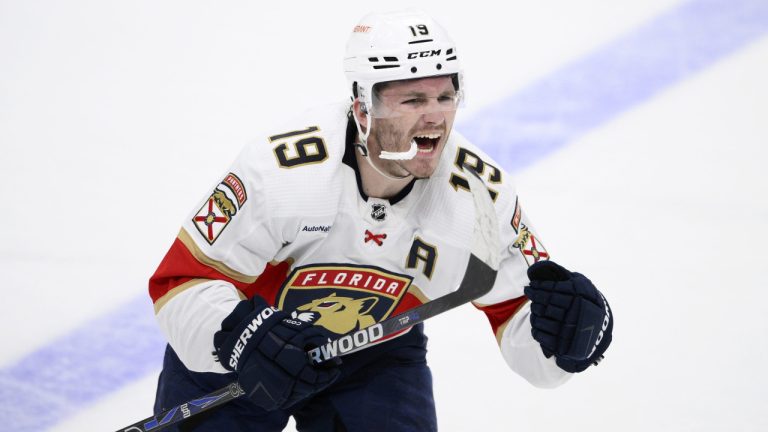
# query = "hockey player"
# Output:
<box><xmin>149</xmin><ymin>10</ymin><xmax>613</xmax><ymax>431</ymax></box>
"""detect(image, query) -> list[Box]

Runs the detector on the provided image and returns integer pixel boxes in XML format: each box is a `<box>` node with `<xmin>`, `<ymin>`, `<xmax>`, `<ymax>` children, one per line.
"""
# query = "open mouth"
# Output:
<box><xmin>413</xmin><ymin>133</ymin><xmax>441</xmax><ymax>154</ymax></box>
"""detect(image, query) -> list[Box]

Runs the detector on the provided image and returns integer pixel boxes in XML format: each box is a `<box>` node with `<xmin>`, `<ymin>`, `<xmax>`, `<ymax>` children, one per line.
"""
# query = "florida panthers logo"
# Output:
<box><xmin>276</xmin><ymin>264</ymin><xmax>412</xmax><ymax>336</ymax></box>
<box><xmin>294</xmin><ymin>293</ymin><xmax>378</xmax><ymax>334</ymax></box>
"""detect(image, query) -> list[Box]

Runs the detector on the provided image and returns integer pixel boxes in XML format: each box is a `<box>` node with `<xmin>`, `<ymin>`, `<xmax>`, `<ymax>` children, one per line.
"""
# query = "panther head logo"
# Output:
<box><xmin>512</xmin><ymin>224</ymin><xmax>531</xmax><ymax>249</ymax></box>
<box><xmin>212</xmin><ymin>189</ymin><xmax>237</xmax><ymax>217</ymax></box>
<box><xmin>296</xmin><ymin>292</ymin><xmax>378</xmax><ymax>334</ymax></box>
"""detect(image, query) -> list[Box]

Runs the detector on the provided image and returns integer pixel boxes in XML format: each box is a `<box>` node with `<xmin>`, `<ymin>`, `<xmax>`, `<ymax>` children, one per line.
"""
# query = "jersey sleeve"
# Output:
<box><xmin>468</xmin><ymin>152</ymin><xmax>572</xmax><ymax>388</ymax></box>
<box><xmin>149</xmin><ymin>143</ymin><xmax>289</xmax><ymax>373</ymax></box>
<box><xmin>149</xmin><ymin>104</ymin><xmax>349</xmax><ymax>373</ymax></box>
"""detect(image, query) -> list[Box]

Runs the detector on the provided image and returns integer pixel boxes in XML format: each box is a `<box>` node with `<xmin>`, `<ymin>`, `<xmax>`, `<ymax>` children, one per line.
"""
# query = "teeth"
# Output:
<box><xmin>417</xmin><ymin>143</ymin><xmax>434</xmax><ymax>153</ymax></box>
<box><xmin>415</xmin><ymin>134</ymin><xmax>441</xmax><ymax>139</ymax></box>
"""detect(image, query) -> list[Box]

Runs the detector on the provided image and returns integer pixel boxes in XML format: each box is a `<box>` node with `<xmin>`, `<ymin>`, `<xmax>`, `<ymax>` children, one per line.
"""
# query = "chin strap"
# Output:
<box><xmin>353</xmin><ymin>108</ymin><xmax>372</xmax><ymax>150</ymax></box>
<box><xmin>353</xmin><ymin>107</ymin><xmax>418</xmax><ymax>161</ymax></box>
<box><xmin>353</xmin><ymin>110</ymin><xmax>414</xmax><ymax>180</ymax></box>
<box><xmin>356</xmin><ymin>142</ymin><xmax>412</xmax><ymax>180</ymax></box>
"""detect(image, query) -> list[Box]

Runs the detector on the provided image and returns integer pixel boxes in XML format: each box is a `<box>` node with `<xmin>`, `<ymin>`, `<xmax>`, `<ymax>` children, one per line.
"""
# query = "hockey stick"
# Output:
<box><xmin>116</xmin><ymin>168</ymin><xmax>499</xmax><ymax>432</ymax></box>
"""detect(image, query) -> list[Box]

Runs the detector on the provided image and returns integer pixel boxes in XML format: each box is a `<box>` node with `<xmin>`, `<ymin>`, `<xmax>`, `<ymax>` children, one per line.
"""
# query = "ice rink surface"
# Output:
<box><xmin>1</xmin><ymin>0</ymin><xmax>767</xmax><ymax>430</ymax></box>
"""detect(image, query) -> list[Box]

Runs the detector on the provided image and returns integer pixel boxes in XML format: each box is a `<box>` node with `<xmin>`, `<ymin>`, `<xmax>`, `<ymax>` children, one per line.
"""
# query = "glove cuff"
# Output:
<box><xmin>527</xmin><ymin>260</ymin><xmax>571</xmax><ymax>282</ymax></box>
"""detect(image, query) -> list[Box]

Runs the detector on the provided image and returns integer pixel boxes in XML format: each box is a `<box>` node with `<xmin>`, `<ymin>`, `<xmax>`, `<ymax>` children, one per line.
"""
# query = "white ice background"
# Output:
<box><xmin>1</xmin><ymin>0</ymin><xmax>767</xmax><ymax>430</ymax></box>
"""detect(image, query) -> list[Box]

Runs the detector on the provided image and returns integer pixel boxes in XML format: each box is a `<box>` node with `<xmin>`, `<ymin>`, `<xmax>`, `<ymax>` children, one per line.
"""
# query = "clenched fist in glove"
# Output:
<box><xmin>524</xmin><ymin>261</ymin><xmax>613</xmax><ymax>373</ymax></box>
<box><xmin>213</xmin><ymin>295</ymin><xmax>341</xmax><ymax>411</ymax></box>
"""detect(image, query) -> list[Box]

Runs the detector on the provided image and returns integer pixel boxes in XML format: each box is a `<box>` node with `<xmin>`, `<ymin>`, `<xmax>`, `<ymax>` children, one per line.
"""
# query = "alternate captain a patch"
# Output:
<box><xmin>511</xmin><ymin>224</ymin><xmax>550</xmax><ymax>266</ymax></box>
<box><xmin>276</xmin><ymin>264</ymin><xmax>412</xmax><ymax>336</ymax></box>
<box><xmin>192</xmin><ymin>172</ymin><xmax>247</xmax><ymax>244</ymax></box>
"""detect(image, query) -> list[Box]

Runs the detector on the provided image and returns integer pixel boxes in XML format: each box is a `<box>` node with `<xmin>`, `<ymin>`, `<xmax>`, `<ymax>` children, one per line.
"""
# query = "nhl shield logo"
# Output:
<box><xmin>276</xmin><ymin>264</ymin><xmax>412</xmax><ymax>336</ymax></box>
<box><xmin>371</xmin><ymin>203</ymin><xmax>387</xmax><ymax>222</ymax></box>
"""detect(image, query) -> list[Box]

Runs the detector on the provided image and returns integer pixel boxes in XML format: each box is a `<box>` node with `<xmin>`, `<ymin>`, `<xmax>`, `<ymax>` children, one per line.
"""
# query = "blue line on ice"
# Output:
<box><xmin>0</xmin><ymin>296</ymin><xmax>165</xmax><ymax>430</ymax></box>
<box><xmin>460</xmin><ymin>0</ymin><xmax>768</xmax><ymax>171</ymax></box>
<box><xmin>1</xmin><ymin>0</ymin><xmax>766</xmax><ymax>429</ymax></box>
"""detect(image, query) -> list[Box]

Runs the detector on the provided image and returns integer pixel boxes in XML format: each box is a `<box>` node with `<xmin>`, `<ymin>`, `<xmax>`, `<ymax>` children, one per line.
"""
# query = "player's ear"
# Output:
<box><xmin>352</xmin><ymin>99</ymin><xmax>369</xmax><ymax>130</ymax></box>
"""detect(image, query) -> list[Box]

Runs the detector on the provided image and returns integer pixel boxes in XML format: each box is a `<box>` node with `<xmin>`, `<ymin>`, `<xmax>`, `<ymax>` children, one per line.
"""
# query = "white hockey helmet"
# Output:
<box><xmin>344</xmin><ymin>10</ymin><xmax>464</xmax><ymax>119</ymax></box>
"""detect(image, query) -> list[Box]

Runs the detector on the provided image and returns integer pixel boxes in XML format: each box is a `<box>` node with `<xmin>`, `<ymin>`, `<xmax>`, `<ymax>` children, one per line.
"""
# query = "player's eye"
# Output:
<box><xmin>438</xmin><ymin>95</ymin><xmax>456</xmax><ymax>104</ymax></box>
<box><xmin>402</xmin><ymin>97</ymin><xmax>427</xmax><ymax>106</ymax></box>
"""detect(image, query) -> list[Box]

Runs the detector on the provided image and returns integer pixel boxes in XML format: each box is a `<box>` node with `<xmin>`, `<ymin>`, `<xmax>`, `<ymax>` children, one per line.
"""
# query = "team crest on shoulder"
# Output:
<box><xmin>276</xmin><ymin>264</ymin><xmax>412</xmax><ymax>335</ymax></box>
<box><xmin>511</xmin><ymin>224</ymin><xmax>549</xmax><ymax>266</ymax></box>
<box><xmin>192</xmin><ymin>172</ymin><xmax>247</xmax><ymax>245</ymax></box>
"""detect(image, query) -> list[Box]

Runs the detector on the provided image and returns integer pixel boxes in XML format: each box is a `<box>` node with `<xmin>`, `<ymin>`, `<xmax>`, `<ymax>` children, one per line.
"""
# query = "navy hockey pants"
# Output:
<box><xmin>154</xmin><ymin>326</ymin><xmax>437</xmax><ymax>431</ymax></box>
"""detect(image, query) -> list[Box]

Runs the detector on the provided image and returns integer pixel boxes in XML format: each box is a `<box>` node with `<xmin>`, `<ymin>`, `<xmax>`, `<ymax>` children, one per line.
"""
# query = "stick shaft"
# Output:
<box><xmin>116</xmin><ymin>383</ymin><xmax>244</xmax><ymax>432</ymax></box>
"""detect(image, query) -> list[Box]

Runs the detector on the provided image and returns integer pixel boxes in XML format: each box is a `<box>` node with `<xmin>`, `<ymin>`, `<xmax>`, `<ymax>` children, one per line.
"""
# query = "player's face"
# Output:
<box><xmin>367</xmin><ymin>76</ymin><xmax>458</xmax><ymax>179</ymax></box>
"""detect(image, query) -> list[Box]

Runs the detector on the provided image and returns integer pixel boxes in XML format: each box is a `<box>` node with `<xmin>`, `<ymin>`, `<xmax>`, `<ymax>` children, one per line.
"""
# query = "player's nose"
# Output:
<box><xmin>421</xmin><ymin>109</ymin><xmax>445</xmax><ymax>125</ymax></box>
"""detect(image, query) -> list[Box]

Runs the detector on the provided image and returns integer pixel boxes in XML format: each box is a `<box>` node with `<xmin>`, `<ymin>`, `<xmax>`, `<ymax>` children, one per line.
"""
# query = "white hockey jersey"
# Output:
<box><xmin>149</xmin><ymin>102</ymin><xmax>570</xmax><ymax>388</ymax></box>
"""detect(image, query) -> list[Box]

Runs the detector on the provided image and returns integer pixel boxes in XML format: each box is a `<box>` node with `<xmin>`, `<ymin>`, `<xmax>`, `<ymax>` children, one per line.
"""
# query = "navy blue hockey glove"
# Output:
<box><xmin>213</xmin><ymin>296</ymin><xmax>341</xmax><ymax>411</ymax></box>
<box><xmin>524</xmin><ymin>261</ymin><xmax>612</xmax><ymax>373</ymax></box>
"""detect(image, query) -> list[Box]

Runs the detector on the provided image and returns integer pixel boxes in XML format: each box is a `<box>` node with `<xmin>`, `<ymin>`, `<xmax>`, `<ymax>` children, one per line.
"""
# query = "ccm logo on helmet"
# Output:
<box><xmin>408</xmin><ymin>49</ymin><xmax>441</xmax><ymax>59</ymax></box>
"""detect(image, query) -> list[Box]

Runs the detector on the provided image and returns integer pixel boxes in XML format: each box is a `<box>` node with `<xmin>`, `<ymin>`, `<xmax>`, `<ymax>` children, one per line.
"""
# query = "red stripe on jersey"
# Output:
<box><xmin>149</xmin><ymin>237</ymin><xmax>290</xmax><ymax>305</ymax></box>
<box><xmin>365</xmin><ymin>292</ymin><xmax>424</xmax><ymax>343</ymax></box>
<box><xmin>391</xmin><ymin>292</ymin><xmax>425</xmax><ymax>317</ymax></box>
<box><xmin>474</xmin><ymin>296</ymin><xmax>528</xmax><ymax>335</ymax></box>
<box><xmin>251</xmin><ymin>261</ymin><xmax>292</xmax><ymax>305</ymax></box>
